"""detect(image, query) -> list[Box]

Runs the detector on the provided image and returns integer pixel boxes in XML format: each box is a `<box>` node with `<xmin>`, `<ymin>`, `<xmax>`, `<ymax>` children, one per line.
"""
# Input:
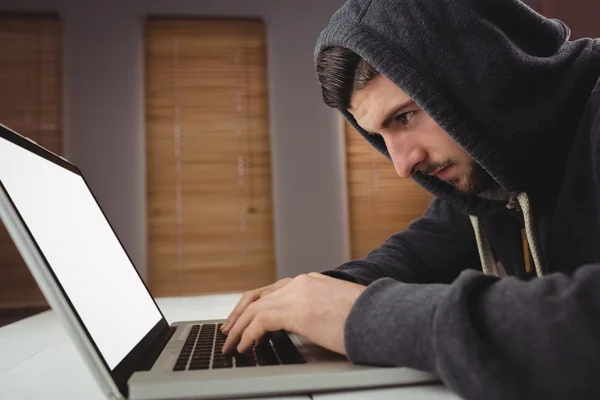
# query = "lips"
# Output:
<box><xmin>431</xmin><ymin>166</ymin><xmax>446</xmax><ymax>176</ymax></box>
<box><xmin>433</xmin><ymin>165</ymin><xmax>453</xmax><ymax>180</ymax></box>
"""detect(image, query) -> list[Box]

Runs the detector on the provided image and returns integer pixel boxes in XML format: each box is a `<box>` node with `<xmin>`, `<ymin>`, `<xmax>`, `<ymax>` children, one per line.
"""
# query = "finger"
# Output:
<box><xmin>263</xmin><ymin>277</ymin><xmax>292</xmax><ymax>296</ymax></box>
<box><xmin>259</xmin><ymin>288</ymin><xmax>278</xmax><ymax>299</ymax></box>
<box><xmin>222</xmin><ymin>290</ymin><xmax>261</xmax><ymax>333</ymax></box>
<box><xmin>237</xmin><ymin>309</ymin><xmax>285</xmax><ymax>354</ymax></box>
<box><xmin>224</xmin><ymin>291</ymin><xmax>255</xmax><ymax>325</ymax></box>
<box><xmin>225</xmin><ymin>278</ymin><xmax>291</xmax><ymax>333</ymax></box>
<box><xmin>222</xmin><ymin>299</ymin><xmax>267</xmax><ymax>354</ymax></box>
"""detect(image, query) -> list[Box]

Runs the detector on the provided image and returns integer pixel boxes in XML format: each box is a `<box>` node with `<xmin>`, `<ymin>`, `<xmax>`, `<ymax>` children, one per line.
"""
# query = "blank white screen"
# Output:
<box><xmin>0</xmin><ymin>136</ymin><xmax>162</xmax><ymax>369</ymax></box>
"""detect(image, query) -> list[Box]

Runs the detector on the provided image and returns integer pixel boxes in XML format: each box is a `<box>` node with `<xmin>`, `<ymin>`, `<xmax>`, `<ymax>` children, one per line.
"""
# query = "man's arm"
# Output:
<box><xmin>346</xmin><ymin>265</ymin><xmax>600</xmax><ymax>399</ymax></box>
<box><xmin>323</xmin><ymin>197</ymin><xmax>481</xmax><ymax>285</ymax></box>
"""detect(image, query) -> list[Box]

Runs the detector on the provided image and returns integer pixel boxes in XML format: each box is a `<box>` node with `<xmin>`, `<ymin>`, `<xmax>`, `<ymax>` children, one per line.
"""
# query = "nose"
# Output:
<box><xmin>382</xmin><ymin>133</ymin><xmax>426</xmax><ymax>179</ymax></box>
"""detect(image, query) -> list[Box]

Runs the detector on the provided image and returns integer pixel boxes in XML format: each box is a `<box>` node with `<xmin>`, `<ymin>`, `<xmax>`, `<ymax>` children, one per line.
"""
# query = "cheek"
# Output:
<box><xmin>457</xmin><ymin>163</ymin><xmax>473</xmax><ymax>178</ymax></box>
<box><xmin>418</xmin><ymin>119</ymin><xmax>452</xmax><ymax>153</ymax></box>
<box><xmin>434</xmin><ymin>132</ymin><xmax>471</xmax><ymax>165</ymax></box>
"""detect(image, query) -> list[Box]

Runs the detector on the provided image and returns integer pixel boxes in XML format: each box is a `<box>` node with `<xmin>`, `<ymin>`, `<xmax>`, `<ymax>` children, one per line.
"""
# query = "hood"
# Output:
<box><xmin>315</xmin><ymin>0</ymin><xmax>600</xmax><ymax>215</ymax></box>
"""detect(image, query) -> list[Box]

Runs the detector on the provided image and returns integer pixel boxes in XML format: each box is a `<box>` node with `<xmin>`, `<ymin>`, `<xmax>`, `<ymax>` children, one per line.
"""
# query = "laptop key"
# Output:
<box><xmin>235</xmin><ymin>353</ymin><xmax>257</xmax><ymax>367</ymax></box>
<box><xmin>189</xmin><ymin>362</ymin><xmax>210</xmax><ymax>370</ymax></box>
<box><xmin>270</xmin><ymin>331</ymin><xmax>306</xmax><ymax>364</ymax></box>
<box><xmin>213</xmin><ymin>358</ymin><xmax>233</xmax><ymax>368</ymax></box>
<box><xmin>276</xmin><ymin>350</ymin><xmax>305</xmax><ymax>364</ymax></box>
<box><xmin>173</xmin><ymin>361</ymin><xmax>188</xmax><ymax>371</ymax></box>
<box><xmin>255</xmin><ymin>345</ymin><xmax>279</xmax><ymax>366</ymax></box>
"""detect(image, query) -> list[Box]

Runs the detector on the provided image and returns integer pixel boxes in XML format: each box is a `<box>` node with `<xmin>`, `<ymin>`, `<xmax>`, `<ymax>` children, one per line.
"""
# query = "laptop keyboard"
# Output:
<box><xmin>173</xmin><ymin>323</ymin><xmax>306</xmax><ymax>371</ymax></box>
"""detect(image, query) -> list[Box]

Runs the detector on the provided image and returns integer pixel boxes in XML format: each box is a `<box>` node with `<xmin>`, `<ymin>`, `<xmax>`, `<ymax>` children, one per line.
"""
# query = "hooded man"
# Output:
<box><xmin>222</xmin><ymin>1</ymin><xmax>600</xmax><ymax>398</ymax></box>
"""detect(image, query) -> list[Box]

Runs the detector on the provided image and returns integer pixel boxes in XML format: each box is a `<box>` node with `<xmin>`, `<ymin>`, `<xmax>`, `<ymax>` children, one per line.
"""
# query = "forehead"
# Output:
<box><xmin>348</xmin><ymin>75</ymin><xmax>413</xmax><ymax>132</ymax></box>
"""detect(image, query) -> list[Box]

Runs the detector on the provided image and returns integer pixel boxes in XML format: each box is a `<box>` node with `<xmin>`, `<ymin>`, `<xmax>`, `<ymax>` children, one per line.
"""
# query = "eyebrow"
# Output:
<box><xmin>380</xmin><ymin>99</ymin><xmax>417</xmax><ymax>129</ymax></box>
<box><xmin>367</xmin><ymin>99</ymin><xmax>418</xmax><ymax>135</ymax></box>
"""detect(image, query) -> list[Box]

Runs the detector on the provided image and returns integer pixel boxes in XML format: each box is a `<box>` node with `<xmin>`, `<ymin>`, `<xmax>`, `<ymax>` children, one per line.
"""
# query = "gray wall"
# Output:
<box><xmin>0</xmin><ymin>0</ymin><xmax>351</xmax><ymax>282</ymax></box>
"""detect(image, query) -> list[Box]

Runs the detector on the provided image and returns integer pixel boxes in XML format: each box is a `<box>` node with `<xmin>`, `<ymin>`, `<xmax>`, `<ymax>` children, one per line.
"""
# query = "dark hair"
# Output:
<box><xmin>316</xmin><ymin>46</ymin><xmax>380</xmax><ymax>110</ymax></box>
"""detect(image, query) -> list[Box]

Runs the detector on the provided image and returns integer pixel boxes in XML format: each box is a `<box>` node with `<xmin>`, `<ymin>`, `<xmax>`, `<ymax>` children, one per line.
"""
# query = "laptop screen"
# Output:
<box><xmin>0</xmin><ymin>134</ymin><xmax>163</xmax><ymax>370</ymax></box>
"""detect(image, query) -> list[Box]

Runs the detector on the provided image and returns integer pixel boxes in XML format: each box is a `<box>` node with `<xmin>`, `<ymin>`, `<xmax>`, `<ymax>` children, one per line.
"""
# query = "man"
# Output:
<box><xmin>222</xmin><ymin>0</ymin><xmax>600</xmax><ymax>398</ymax></box>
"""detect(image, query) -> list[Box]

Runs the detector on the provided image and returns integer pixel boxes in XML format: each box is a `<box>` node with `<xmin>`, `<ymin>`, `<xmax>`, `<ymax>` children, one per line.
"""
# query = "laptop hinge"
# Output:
<box><xmin>135</xmin><ymin>326</ymin><xmax>177</xmax><ymax>372</ymax></box>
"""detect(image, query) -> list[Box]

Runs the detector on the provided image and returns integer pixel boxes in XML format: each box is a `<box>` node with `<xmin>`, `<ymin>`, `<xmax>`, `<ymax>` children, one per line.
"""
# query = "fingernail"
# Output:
<box><xmin>221</xmin><ymin>322</ymin><xmax>228</xmax><ymax>331</ymax></box>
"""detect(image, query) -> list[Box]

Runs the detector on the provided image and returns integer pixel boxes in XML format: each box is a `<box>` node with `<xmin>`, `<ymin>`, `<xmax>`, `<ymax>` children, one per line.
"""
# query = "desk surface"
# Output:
<box><xmin>0</xmin><ymin>293</ymin><xmax>460</xmax><ymax>400</ymax></box>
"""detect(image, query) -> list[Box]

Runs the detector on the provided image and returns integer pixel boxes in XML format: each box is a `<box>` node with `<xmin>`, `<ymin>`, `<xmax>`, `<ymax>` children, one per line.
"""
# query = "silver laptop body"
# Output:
<box><xmin>0</xmin><ymin>123</ymin><xmax>438</xmax><ymax>399</ymax></box>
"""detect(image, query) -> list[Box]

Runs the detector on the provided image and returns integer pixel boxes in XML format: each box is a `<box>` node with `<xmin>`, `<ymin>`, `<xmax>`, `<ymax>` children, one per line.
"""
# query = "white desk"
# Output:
<box><xmin>0</xmin><ymin>293</ymin><xmax>460</xmax><ymax>400</ymax></box>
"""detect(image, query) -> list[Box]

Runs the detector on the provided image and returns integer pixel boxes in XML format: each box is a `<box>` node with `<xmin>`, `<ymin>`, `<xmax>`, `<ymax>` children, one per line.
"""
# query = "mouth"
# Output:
<box><xmin>432</xmin><ymin>164</ymin><xmax>453</xmax><ymax>180</ymax></box>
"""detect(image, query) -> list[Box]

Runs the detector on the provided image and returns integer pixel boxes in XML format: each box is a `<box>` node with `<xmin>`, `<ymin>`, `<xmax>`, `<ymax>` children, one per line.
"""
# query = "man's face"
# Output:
<box><xmin>349</xmin><ymin>75</ymin><xmax>493</xmax><ymax>194</ymax></box>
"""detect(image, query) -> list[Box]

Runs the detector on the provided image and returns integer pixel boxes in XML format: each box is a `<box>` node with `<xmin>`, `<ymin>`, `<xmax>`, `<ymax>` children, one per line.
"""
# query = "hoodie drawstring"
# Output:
<box><xmin>469</xmin><ymin>215</ymin><xmax>500</xmax><ymax>276</ymax></box>
<box><xmin>469</xmin><ymin>192</ymin><xmax>544</xmax><ymax>278</ymax></box>
<box><xmin>516</xmin><ymin>192</ymin><xmax>544</xmax><ymax>277</ymax></box>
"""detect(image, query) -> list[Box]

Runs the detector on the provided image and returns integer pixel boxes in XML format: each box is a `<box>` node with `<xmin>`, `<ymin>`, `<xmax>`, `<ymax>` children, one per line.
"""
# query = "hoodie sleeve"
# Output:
<box><xmin>322</xmin><ymin>197</ymin><xmax>481</xmax><ymax>285</ymax></box>
<box><xmin>345</xmin><ymin>265</ymin><xmax>600</xmax><ymax>399</ymax></box>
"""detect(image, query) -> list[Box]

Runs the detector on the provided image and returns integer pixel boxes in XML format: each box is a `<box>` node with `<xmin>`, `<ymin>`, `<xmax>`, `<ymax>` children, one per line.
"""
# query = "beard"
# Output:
<box><xmin>422</xmin><ymin>159</ymin><xmax>495</xmax><ymax>195</ymax></box>
<box><xmin>453</xmin><ymin>160</ymin><xmax>495</xmax><ymax>195</ymax></box>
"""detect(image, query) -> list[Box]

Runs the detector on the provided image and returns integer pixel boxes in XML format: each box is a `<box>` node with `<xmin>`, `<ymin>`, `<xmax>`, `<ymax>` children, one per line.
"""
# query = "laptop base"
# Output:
<box><xmin>129</xmin><ymin>362</ymin><xmax>439</xmax><ymax>400</ymax></box>
<box><xmin>129</xmin><ymin>320</ymin><xmax>440</xmax><ymax>400</ymax></box>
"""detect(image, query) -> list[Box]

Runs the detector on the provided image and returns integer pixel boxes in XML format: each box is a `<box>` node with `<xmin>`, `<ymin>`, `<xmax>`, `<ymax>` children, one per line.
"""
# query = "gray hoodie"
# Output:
<box><xmin>314</xmin><ymin>0</ymin><xmax>600</xmax><ymax>398</ymax></box>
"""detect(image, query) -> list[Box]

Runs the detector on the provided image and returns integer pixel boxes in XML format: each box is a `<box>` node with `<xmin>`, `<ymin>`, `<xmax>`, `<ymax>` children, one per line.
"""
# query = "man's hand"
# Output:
<box><xmin>221</xmin><ymin>277</ymin><xmax>293</xmax><ymax>335</ymax></box>
<box><xmin>221</xmin><ymin>272</ymin><xmax>366</xmax><ymax>356</ymax></box>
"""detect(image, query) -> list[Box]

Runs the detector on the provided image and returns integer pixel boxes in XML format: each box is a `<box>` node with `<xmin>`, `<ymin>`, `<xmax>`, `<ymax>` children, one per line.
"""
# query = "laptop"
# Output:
<box><xmin>0</xmin><ymin>123</ymin><xmax>439</xmax><ymax>399</ymax></box>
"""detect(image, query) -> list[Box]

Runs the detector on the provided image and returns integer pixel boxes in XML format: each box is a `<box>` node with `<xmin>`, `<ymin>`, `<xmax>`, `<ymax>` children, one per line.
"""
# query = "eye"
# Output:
<box><xmin>394</xmin><ymin>111</ymin><xmax>415</xmax><ymax>125</ymax></box>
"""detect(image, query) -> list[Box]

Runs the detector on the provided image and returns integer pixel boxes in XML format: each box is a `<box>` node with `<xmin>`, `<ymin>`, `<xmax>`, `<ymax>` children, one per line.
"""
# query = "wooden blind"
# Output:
<box><xmin>345</xmin><ymin>122</ymin><xmax>433</xmax><ymax>259</ymax></box>
<box><xmin>0</xmin><ymin>14</ymin><xmax>62</xmax><ymax>308</ymax></box>
<box><xmin>145</xmin><ymin>18</ymin><xmax>275</xmax><ymax>297</ymax></box>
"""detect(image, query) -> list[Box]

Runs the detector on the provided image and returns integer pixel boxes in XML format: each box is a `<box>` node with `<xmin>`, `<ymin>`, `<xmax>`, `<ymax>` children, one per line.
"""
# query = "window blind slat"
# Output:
<box><xmin>145</xmin><ymin>18</ymin><xmax>275</xmax><ymax>296</ymax></box>
<box><xmin>0</xmin><ymin>15</ymin><xmax>62</xmax><ymax>308</ymax></box>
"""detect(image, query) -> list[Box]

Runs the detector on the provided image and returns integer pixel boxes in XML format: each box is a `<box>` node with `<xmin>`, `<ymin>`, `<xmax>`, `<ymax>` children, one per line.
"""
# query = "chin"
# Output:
<box><xmin>456</xmin><ymin>176</ymin><xmax>492</xmax><ymax>195</ymax></box>
<box><xmin>455</xmin><ymin>182</ymin><xmax>474</xmax><ymax>195</ymax></box>
<box><xmin>452</xmin><ymin>176</ymin><xmax>478</xmax><ymax>195</ymax></box>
